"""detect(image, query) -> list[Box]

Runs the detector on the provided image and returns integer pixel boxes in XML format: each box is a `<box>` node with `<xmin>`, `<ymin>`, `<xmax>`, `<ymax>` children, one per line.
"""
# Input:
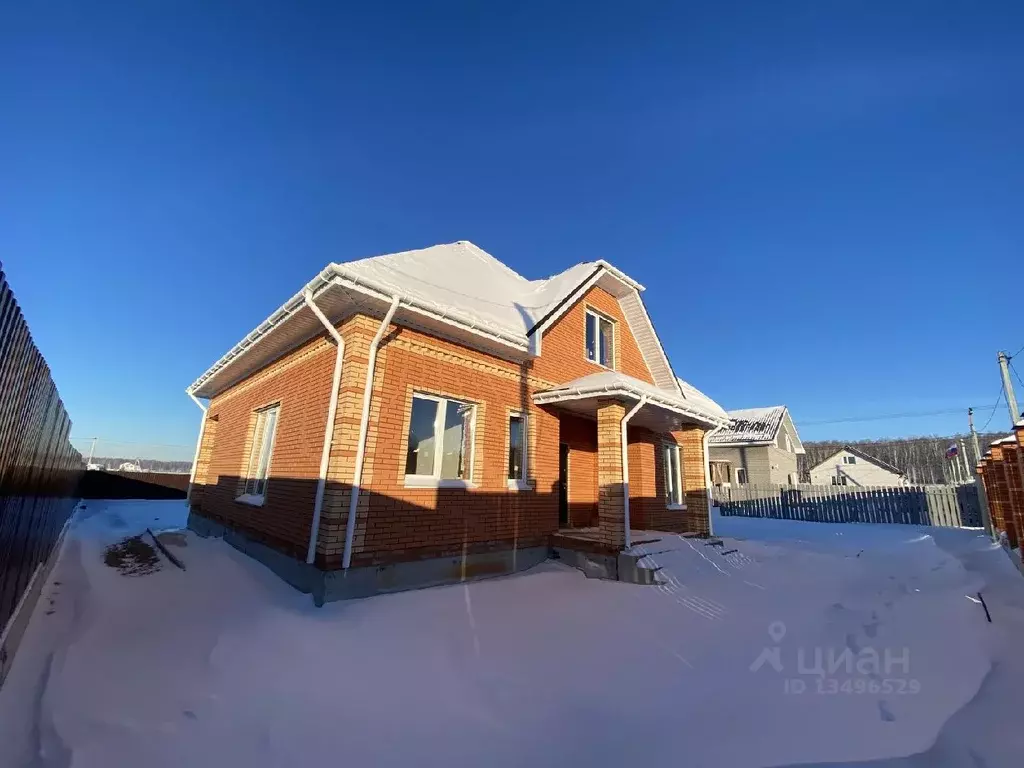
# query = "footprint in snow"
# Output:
<box><xmin>878</xmin><ymin>700</ymin><xmax>896</xmax><ymax>722</ymax></box>
<box><xmin>863</xmin><ymin>621</ymin><xmax>879</xmax><ymax>638</ymax></box>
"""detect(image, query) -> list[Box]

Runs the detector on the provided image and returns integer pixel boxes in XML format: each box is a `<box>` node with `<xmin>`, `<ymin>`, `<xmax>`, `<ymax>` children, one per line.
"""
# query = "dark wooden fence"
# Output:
<box><xmin>0</xmin><ymin>265</ymin><xmax>82</xmax><ymax>682</ymax></box>
<box><xmin>79</xmin><ymin>470</ymin><xmax>188</xmax><ymax>499</ymax></box>
<box><xmin>714</xmin><ymin>483</ymin><xmax>983</xmax><ymax>528</ymax></box>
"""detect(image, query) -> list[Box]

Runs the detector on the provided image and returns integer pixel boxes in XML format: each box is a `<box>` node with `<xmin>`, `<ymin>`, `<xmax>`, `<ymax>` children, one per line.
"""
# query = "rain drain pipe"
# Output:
<box><xmin>186</xmin><ymin>390</ymin><xmax>208</xmax><ymax>503</ymax></box>
<box><xmin>342</xmin><ymin>295</ymin><xmax>401</xmax><ymax>570</ymax></box>
<box><xmin>303</xmin><ymin>289</ymin><xmax>346</xmax><ymax>565</ymax></box>
<box><xmin>621</xmin><ymin>395</ymin><xmax>648</xmax><ymax>550</ymax></box>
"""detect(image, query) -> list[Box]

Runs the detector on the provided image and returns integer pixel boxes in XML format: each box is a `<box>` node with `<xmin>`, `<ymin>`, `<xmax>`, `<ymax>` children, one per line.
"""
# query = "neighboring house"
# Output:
<box><xmin>807</xmin><ymin>446</ymin><xmax>907</xmax><ymax>487</ymax></box>
<box><xmin>185</xmin><ymin>241</ymin><xmax>729</xmax><ymax>603</ymax></box>
<box><xmin>708</xmin><ymin>406</ymin><xmax>804</xmax><ymax>486</ymax></box>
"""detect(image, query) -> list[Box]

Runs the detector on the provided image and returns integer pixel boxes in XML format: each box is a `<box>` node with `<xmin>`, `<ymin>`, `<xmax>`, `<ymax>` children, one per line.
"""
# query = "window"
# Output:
<box><xmin>405</xmin><ymin>393</ymin><xmax>476</xmax><ymax>486</ymax></box>
<box><xmin>240</xmin><ymin>404</ymin><xmax>280</xmax><ymax>503</ymax></box>
<box><xmin>831</xmin><ymin>475</ymin><xmax>848</xmax><ymax>486</ymax></box>
<box><xmin>663</xmin><ymin>443</ymin><xmax>684</xmax><ymax>507</ymax></box>
<box><xmin>735</xmin><ymin>467</ymin><xmax>748</xmax><ymax>485</ymax></box>
<box><xmin>788</xmin><ymin>473</ymin><xmax>797</xmax><ymax>486</ymax></box>
<box><xmin>843</xmin><ymin>455</ymin><xmax>857</xmax><ymax>464</ymax></box>
<box><xmin>508</xmin><ymin>414</ymin><xmax>528</xmax><ymax>486</ymax></box>
<box><xmin>585</xmin><ymin>309</ymin><xmax>614</xmax><ymax>368</ymax></box>
<box><xmin>710</xmin><ymin>461</ymin><xmax>731</xmax><ymax>486</ymax></box>
<box><xmin>784</xmin><ymin>434</ymin><xmax>793</xmax><ymax>453</ymax></box>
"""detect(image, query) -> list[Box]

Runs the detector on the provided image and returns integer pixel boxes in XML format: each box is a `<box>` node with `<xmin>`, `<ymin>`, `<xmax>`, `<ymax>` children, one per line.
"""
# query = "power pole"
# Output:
<box><xmin>87</xmin><ymin>437</ymin><xmax>97</xmax><ymax>465</ymax></box>
<box><xmin>998</xmin><ymin>351</ymin><xmax>1020</xmax><ymax>426</ymax></box>
<box><xmin>968</xmin><ymin>408</ymin><xmax>993</xmax><ymax>537</ymax></box>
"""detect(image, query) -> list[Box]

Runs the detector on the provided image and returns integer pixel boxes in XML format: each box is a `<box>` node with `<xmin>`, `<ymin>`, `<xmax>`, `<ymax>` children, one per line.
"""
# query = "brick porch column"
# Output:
<box><xmin>597</xmin><ymin>399</ymin><xmax>627</xmax><ymax>549</ymax></box>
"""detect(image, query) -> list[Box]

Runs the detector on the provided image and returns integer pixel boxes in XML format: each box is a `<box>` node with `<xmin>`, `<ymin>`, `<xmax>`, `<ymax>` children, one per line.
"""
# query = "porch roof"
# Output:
<box><xmin>532</xmin><ymin>372</ymin><xmax>730</xmax><ymax>429</ymax></box>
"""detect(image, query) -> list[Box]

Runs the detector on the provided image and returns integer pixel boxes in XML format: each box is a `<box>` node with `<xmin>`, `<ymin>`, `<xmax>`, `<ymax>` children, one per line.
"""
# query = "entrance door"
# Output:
<box><xmin>558</xmin><ymin>443</ymin><xmax>569</xmax><ymax>527</ymax></box>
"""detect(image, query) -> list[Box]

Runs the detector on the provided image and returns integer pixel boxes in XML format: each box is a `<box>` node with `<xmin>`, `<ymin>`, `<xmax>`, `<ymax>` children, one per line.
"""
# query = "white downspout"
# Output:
<box><xmin>703</xmin><ymin>425</ymin><xmax>724</xmax><ymax>537</ymax></box>
<box><xmin>186</xmin><ymin>390</ymin><xmax>208</xmax><ymax>503</ymax></box>
<box><xmin>621</xmin><ymin>395</ymin><xmax>648</xmax><ymax>550</ymax></box>
<box><xmin>303</xmin><ymin>290</ymin><xmax>346</xmax><ymax>565</ymax></box>
<box><xmin>343</xmin><ymin>295</ymin><xmax>401</xmax><ymax>570</ymax></box>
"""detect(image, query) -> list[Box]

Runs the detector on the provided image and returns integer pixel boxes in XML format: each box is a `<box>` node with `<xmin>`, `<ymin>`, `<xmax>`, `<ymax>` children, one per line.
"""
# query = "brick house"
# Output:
<box><xmin>186</xmin><ymin>241</ymin><xmax>728</xmax><ymax>602</ymax></box>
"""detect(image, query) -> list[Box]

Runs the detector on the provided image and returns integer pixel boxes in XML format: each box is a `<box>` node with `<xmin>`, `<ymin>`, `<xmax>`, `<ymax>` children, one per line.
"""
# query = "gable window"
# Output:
<box><xmin>784</xmin><ymin>434</ymin><xmax>793</xmax><ymax>453</ymax></box>
<box><xmin>735</xmin><ymin>467</ymin><xmax>748</xmax><ymax>485</ymax></box>
<box><xmin>843</xmin><ymin>455</ymin><xmax>857</xmax><ymax>465</ymax></box>
<box><xmin>240</xmin><ymin>404</ymin><xmax>280</xmax><ymax>504</ymax></box>
<box><xmin>663</xmin><ymin>442</ymin><xmax>684</xmax><ymax>508</ymax></box>
<box><xmin>832</xmin><ymin>475</ymin><xmax>848</xmax><ymax>486</ymax></box>
<box><xmin>585</xmin><ymin>309</ymin><xmax>615</xmax><ymax>368</ymax></box>
<box><xmin>405</xmin><ymin>393</ymin><xmax>476</xmax><ymax>486</ymax></box>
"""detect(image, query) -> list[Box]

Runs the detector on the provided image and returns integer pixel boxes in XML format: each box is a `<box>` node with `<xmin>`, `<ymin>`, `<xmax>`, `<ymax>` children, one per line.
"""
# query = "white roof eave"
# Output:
<box><xmin>187</xmin><ymin>266</ymin><xmax>531</xmax><ymax>400</ymax></box>
<box><xmin>533</xmin><ymin>384</ymin><xmax>730</xmax><ymax>430</ymax></box>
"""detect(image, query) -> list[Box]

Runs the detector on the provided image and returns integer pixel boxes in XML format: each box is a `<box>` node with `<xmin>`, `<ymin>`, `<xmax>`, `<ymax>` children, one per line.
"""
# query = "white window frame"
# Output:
<box><xmin>404</xmin><ymin>392</ymin><xmax>477</xmax><ymax>489</ymax></box>
<box><xmin>843</xmin><ymin>455</ymin><xmax>857</xmax><ymax>464</ymax></box>
<box><xmin>237</xmin><ymin>403</ymin><xmax>280</xmax><ymax>506</ymax></box>
<box><xmin>663</xmin><ymin>442</ymin><xmax>685</xmax><ymax>509</ymax></box>
<box><xmin>507</xmin><ymin>411</ymin><xmax>530</xmax><ymax>490</ymax></box>
<box><xmin>735</xmin><ymin>467</ymin><xmax>748</xmax><ymax>485</ymax></box>
<box><xmin>585</xmin><ymin>308</ymin><xmax>615</xmax><ymax>369</ymax></box>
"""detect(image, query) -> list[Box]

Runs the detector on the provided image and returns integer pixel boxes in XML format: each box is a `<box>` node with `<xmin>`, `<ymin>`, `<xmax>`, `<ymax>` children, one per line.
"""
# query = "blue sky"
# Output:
<box><xmin>2</xmin><ymin>1</ymin><xmax>1022</xmax><ymax>459</ymax></box>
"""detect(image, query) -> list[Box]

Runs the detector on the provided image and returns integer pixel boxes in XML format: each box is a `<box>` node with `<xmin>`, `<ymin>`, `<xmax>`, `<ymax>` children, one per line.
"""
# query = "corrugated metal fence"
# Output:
<box><xmin>714</xmin><ymin>483</ymin><xmax>982</xmax><ymax>528</ymax></box>
<box><xmin>0</xmin><ymin>265</ymin><xmax>82</xmax><ymax>644</ymax></box>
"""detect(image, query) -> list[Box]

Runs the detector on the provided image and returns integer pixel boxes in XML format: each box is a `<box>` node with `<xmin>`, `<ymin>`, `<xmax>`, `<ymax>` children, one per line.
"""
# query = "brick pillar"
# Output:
<box><xmin>1004</xmin><ymin>444</ymin><xmax>1024</xmax><ymax>549</ymax></box>
<box><xmin>675</xmin><ymin>426</ymin><xmax>710</xmax><ymax>536</ymax></box>
<box><xmin>597</xmin><ymin>399</ymin><xmax>626</xmax><ymax>549</ymax></box>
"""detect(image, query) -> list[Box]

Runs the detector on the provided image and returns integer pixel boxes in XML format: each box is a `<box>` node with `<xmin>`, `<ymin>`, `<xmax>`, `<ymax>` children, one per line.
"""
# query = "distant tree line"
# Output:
<box><xmin>89</xmin><ymin>457</ymin><xmax>192</xmax><ymax>474</ymax></box>
<box><xmin>799</xmin><ymin>434</ymin><xmax>1005</xmax><ymax>485</ymax></box>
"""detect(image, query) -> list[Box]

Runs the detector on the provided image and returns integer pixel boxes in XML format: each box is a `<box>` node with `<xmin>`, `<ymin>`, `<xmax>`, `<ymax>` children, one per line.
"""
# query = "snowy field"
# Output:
<box><xmin>2</xmin><ymin>500</ymin><xmax>1024</xmax><ymax>767</ymax></box>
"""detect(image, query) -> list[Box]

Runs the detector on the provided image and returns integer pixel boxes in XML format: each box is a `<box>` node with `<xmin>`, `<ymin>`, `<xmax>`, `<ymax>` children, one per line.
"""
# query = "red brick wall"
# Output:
<box><xmin>532</xmin><ymin>285</ymin><xmax>655</xmax><ymax>385</ymax></box>
<box><xmin>194</xmin><ymin>292</ymin><xmax>708</xmax><ymax>571</ymax></box>
<box><xmin>192</xmin><ymin>333</ymin><xmax>336</xmax><ymax>559</ymax></box>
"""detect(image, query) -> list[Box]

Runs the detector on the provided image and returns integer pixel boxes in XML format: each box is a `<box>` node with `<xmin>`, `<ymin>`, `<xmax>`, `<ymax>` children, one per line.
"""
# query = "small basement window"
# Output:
<box><xmin>405</xmin><ymin>393</ymin><xmax>476</xmax><ymax>486</ymax></box>
<box><xmin>585</xmin><ymin>309</ymin><xmax>615</xmax><ymax>368</ymax></box>
<box><xmin>663</xmin><ymin>442</ymin><xmax>684</xmax><ymax>507</ymax></box>
<box><xmin>240</xmin><ymin>404</ymin><xmax>280</xmax><ymax>504</ymax></box>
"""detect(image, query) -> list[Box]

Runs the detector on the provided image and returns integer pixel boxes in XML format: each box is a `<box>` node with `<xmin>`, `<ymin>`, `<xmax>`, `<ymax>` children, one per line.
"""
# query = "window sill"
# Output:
<box><xmin>403</xmin><ymin>476</ymin><xmax>477</xmax><ymax>490</ymax></box>
<box><xmin>235</xmin><ymin>493</ymin><xmax>265</xmax><ymax>507</ymax></box>
<box><xmin>506</xmin><ymin>479</ymin><xmax>533</xmax><ymax>491</ymax></box>
<box><xmin>666</xmin><ymin>503</ymin><xmax>687</xmax><ymax>511</ymax></box>
<box><xmin>587</xmin><ymin>358</ymin><xmax>615</xmax><ymax>371</ymax></box>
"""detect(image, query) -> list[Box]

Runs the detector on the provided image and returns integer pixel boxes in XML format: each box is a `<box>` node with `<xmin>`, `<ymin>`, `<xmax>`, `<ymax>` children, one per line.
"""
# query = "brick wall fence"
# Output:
<box><xmin>979</xmin><ymin>425</ymin><xmax>1024</xmax><ymax>551</ymax></box>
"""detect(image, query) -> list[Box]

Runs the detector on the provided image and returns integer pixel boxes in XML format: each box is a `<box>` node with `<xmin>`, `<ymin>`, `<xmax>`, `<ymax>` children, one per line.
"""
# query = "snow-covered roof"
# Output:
<box><xmin>675</xmin><ymin>377</ymin><xmax>729</xmax><ymax>423</ymax></box>
<box><xmin>709</xmin><ymin>406</ymin><xmax>791</xmax><ymax>446</ymax></box>
<box><xmin>533</xmin><ymin>371</ymin><xmax>730</xmax><ymax>429</ymax></box>
<box><xmin>188</xmin><ymin>241</ymin><xmax>680</xmax><ymax>399</ymax></box>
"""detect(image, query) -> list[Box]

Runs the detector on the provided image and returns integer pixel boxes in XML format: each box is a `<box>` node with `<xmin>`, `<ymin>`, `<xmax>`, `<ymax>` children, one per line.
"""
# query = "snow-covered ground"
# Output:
<box><xmin>2</xmin><ymin>500</ymin><xmax>1023</xmax><ymax>768</ymax></box>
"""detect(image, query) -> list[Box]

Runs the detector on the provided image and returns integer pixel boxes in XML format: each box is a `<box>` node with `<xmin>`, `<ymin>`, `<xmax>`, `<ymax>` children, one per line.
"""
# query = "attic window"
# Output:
<box><xmin>585</xmin><ymin>309</ymin><xmax>615</xmax><ymax>368</ymax></box>
<box><xmin>843</xmin><ymin>455</ymin><xmax>857</xmax><ymax>465</ymax></box>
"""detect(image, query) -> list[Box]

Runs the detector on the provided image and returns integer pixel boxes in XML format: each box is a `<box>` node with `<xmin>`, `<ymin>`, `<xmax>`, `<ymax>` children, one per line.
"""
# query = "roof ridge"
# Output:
<box><xmin>455</xmin><ymin>240</ymin><xmax>530</xmax><ymax>283</ymax></box>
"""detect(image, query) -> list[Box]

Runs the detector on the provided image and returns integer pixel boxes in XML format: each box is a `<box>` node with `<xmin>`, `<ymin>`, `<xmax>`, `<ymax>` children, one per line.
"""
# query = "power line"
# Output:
<box><xmin>979</xmin><ymin>386</ymin><xmax>1005</xmax><ymax>433</ymax></box>
<box><xmin>797</xmin><ymin>407</ymin><xmax>974</xmax><ymax>427</ymax></box>
<box><xmin>1009</xmin><ymin>344</ymin><xmax>1024</xmax><ymax>360</ymax></box>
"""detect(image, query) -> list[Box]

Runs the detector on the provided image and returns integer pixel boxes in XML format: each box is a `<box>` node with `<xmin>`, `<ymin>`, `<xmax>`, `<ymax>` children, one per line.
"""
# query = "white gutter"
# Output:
<box><xmin>303</xmin><ymin>290</ymin><xmax>346</xmax><ymax>565</ymax></box>
<box><xmin>703</xmin><ymin>425</ymin><xmax>724</xmax><ymax>537</ymax></box>
<box><xmin>621</xmin><ymin>395</ymin><xmax>648</xmax><ymax>550</ymax></box>
<box><xmin>342</xmin><ymin>295</ymin><xmax>401</xmax><ymax>570</ymax></box>
<box><xmin>186</xmin><ymin>390</ymin><xmax>208</xmax><ymax>503</ymax></box>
